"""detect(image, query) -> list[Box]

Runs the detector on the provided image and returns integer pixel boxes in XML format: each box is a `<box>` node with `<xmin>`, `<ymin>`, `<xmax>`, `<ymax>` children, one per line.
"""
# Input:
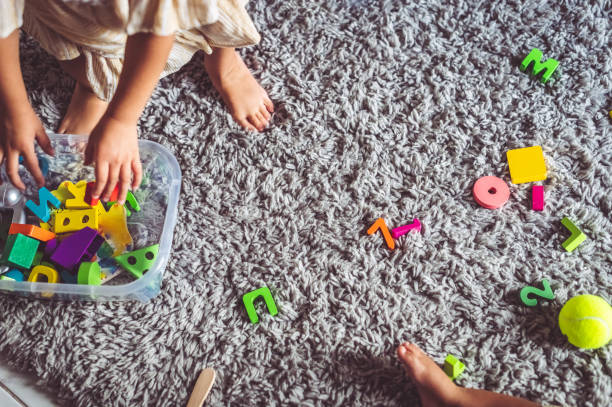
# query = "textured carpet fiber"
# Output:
<box><xmin>0</xmin><ymin>0</ymin><xmax>611</xmax><ymax>406</ymax></box>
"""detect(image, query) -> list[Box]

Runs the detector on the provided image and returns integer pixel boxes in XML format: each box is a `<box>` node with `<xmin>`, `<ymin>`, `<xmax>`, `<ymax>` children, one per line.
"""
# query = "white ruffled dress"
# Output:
<box><xmin>1</xmin><ymin>0</ymin><xmax>260</xmax><ymax>101</ymax></box>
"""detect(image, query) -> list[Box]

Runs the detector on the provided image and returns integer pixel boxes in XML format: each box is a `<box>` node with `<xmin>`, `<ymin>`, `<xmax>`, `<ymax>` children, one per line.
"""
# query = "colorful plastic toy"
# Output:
<box><xmin>65</xmin><ymin>180</ymin><xmax>90</xmax><ymax>209</ymax></box>
<box><xmin>1</xmin><ymin>269</ymin><xmax>24</xmax><ymax>282</ymax></box>
<box><xmin>78</xmin><ymin>262</ymin><xmax>102</xmax><ymax>285</ymax></box>
<box><xmin>38</xmin><ymin>155</ymin><xmax>49</xmax><ymax>177</ymax></box>
<box><xmin>472</xmin><ymin>176</ymin><xmax>510</xmax><ymax>209</ymax></box>
<box><xmin>391</xmin><ymin>219</ymin><xmax>422</xmax><ymax>239</ymax></box>
<box><xmin>532</xmin><ymin>185</ymin><xmax>544</xmax><ymax>211</ymax></box>
<box><xmin>52</xmin><ymin>208</ymin><xmax>98</xmax><ymax>234</ymax></box>
<box><xmin>506</xmin><ymin>146</ymin><xmax>547</xmax><ymax>184</ymax></box>
<box><xmin>44</xmin><ymin>238</ymin><xmax>58</xmax><ymax>257</ymax></box>
<box><xmin>107</xmin><ymin>191</ymin><xmax>141</xmax><ymax>217</ymax></box>
<box><xmin>98</xmin><ymin>204</ymin><xmax>133</xmax><ymax>256</ymax></box>
<box><xmin>50</xmin><ymin>227</ymin><xmax>104</xmax><ymax>270</ymax></box>
<box><xmin>125</xmin><ymin>191</ymin><xmax>141</xmax><ymax>212</ymax></box>
<box><xmin>51</xmin><ymin>181</ymin><xmax>75</xmax><ymax>206</ymax></box>
<box><xmin>520</xmin><ymin>279</ymin><xmax>555</xmax><ymax>306</ymax></box>
<box><xmin>25</xmin><ymin>187</ymin><xmax>61</xmax><ymax>222</ymax></box>
<box><xmin>27</xmin><ymin>264</ymin><xmax>59</xmax><ymax>284</ymax></box>
<box><xmin>520</xmin><ymin>48</ymin><xmax>559</xmax><ymax>83</ymax></box>
<box><xmin>242</xmin><ymin>286</ymin><xmax>278</xmax><ymax>324</ymax></box>
<box><xmin>1</xmin><ymin>233</ymin><xmax>40</xmax><ymax>269</ymax></box>
<box><xmin>85</xmin><ymin>182</ymin><xmax>118</xmax><ymax>206</ymax></box>
<box><xmin>560</xmin><ymin>217</ymin><xmax>587</xmax><ymax>252</ymax></box>
<box><xmin>9</xmin><ymin>223</ymin><xmax>56</xmax><ymax>241</ymax></box>
<box><xmin>367</xmin><ymin>218</ymin><xmax>395</xmax><ymax>250</ymax></box>
<box><xmin>98</xmin><ymin>202</ymin><xmax>133</xmax><ymax>256</ymax></box>
<box><xmin>444</xmin><ymin>354</ymin><xmax>465</xmax><ymax>380</ymax></box>
<box><xmin>32</xmin><ymin>251</ymin><xmax>44</xmax><ymax>266</ymax></box>
<box><xmin>114</xmin><ymin>244</ymin><xmax>159</xmax><ymax>279</ymax></box>
<box><xmin>96</xmin><ymin>241</ymin><xmax>114</xmax><ymax>259</ymax></box>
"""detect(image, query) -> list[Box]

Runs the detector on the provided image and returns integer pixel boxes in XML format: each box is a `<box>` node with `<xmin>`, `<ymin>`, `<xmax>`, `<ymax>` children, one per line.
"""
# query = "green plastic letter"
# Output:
<box><xmin>520</xmin><ymin>48</ymin><xmax>559</xmax><ymax>83</ymax></box>
<box><xmin>242</xmin><ymin>286</ymin><xmax>278</xmax><ymax>324</ymax></box>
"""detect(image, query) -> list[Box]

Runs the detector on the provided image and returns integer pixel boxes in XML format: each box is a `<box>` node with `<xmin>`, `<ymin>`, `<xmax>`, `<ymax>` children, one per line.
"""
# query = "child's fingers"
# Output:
<box><xmin>117</xmin><ymin>163</ymin><xmax>131</xmax><ymax>204</ymax></box>
<box><xmin>103</xmin><ymin>165</ymin><xmax>120</xmax><ymax>201</ymax></box>
<box><xmin>131</xmin><ymin>159</ymin><xmax>142</xmax><ymax>191</ymax></box>
<box><xmin>35</xmin><ymin>129</ymin><xmax>55</xmax><ymax>156</ymax></box>
<box><xmin>84</xmin><ymin>141</ymin><xmax>95</xmax><ymax>166</ymax></box>
<box><xmin>22</xmin><ymin>149</ymin><xmax>45</xmax><ymax>188</ymax></box>
<box><xmin>6</xmin><ymin>152</ymin><xmax>25</xmax><ymax>191</ymax></box>
<box><xmin>0</xmin><ymin>148</ymin><xmax>4</xmax><ymax>185</ymax></box>
<box><xmin>93</xmin><ymin>162</ymin><xmax>109</xmax><ymax>199</ymax></box>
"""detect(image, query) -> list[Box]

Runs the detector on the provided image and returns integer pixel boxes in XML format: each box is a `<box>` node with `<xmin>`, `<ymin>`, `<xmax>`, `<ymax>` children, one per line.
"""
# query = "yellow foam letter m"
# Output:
<box><xmin>520</xmin><ymin>48</ymin><xmax>559</xmax><ymax>83</ymax></box>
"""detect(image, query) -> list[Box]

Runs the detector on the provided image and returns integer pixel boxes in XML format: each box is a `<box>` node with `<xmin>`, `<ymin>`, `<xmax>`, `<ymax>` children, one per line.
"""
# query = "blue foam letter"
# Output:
<box><xmin>25</xmin><ymin>187</ymin><xmax>61</xmax><ymax>222</ymax></box>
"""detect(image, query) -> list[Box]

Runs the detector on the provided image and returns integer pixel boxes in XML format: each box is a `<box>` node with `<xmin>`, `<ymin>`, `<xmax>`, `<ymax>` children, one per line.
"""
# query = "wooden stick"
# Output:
<box><xmin>186</xmin><ymin>368</ymin><xmax>216</xmax><ymax>407</ymax></box>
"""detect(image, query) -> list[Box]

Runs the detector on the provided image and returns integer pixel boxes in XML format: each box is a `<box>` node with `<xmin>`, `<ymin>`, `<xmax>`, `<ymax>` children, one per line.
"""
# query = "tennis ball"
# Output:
<box><xmin>558</xmin><ymin>295</ymin><xmax>612</xmax><ymax>349</ymax></box>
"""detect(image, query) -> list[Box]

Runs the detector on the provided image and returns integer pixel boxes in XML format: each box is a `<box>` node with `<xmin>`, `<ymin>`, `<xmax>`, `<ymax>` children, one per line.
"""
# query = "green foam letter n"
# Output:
<box><xmin>242</xmin><ymin>286</ymin><xmax>278</xmax><ymax>324</ymax></box>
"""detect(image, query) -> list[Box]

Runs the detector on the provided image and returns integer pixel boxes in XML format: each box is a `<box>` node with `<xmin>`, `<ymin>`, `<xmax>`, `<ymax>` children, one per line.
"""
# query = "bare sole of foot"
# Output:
<box><xmin>58</xmin><ymin>82</ymin><xmax>108</xmax><ymax>136</ymax></box>
<box><xmin>397</xmin><ymin>343</ymin><xmax>460</xmax><ymax>407</ymax></box>
<box><xmin>204</xmin><ymin>48</ymin><xmax>274</xmax><ymax>132</ymax></box>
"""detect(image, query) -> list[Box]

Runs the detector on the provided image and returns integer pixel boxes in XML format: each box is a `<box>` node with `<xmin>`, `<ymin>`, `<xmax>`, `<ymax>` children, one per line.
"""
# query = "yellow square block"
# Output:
<box><xmin>506</xmin><ymin>146</ymin><xmax>547</xmax><ymax>184</ymax></box>
<box><xmin>52</xmin><ymin>208</ymin><xmax>98</xmax><ymax>234</ymax></box>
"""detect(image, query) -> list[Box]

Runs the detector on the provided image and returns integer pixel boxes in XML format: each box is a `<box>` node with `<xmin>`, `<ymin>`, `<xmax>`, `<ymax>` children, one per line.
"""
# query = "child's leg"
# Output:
<box><xmin>203</xmin><ymin>47</ymin><xmax>274</xmax><ymax>132</ymax></box>
<box><xmin>397</xmin><ymin>343</ymin><xmax>540</xmax><ymax>407</ymax></box>
<box><xmin>56</xmin><ymin>55</ymin><xmax>108</xmax><ymax>136</ymax></box>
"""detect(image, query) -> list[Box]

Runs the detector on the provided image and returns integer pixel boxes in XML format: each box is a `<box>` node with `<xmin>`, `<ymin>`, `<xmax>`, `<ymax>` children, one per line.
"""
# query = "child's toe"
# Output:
<box><xmin>264</xmin><ymin>97</ymin><xmax>274</xmax><ymax>113</ymax></box>
<box><xmin>259</xmin><ymin>105</ymin><xmax>271</xmax><ymax>121</ymax></box>
<box><xmin>248</xmin><ymin>113</ymin><xmax>266</xmax><ymax>131</ymax></box>
<box><xmin>397</xmin><ymin>343</ymin><xmax>414</xmax><ymax>365</ymax></box>
<box><xmin>236</xmin><ymin>117</ymin><xmax>257</xmax><ymax>131</ymax></box>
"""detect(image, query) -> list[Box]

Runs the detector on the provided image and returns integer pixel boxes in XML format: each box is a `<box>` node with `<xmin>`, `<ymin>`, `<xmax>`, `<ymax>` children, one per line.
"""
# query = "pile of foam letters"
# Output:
<box><xmin>0</xmin><ymin>180</ymin><xmax>159</xmax><ymax>287</ymax></box>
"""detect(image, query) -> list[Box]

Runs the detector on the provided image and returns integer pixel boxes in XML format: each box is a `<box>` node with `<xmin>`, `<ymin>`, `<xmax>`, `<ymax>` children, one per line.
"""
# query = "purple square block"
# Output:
<box><xmin>50</xmin><ymin>227</ymin><xmax>102</xmax><ymax>270</ymax></box>
<box><xmin>44</xmin><ymin>238</ymin><xmax>58</xmax><ymax>257</ymax></box>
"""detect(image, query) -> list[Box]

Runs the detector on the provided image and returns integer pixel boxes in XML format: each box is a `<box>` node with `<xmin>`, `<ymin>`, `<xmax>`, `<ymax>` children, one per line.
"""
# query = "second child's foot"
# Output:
<box><xmin>397</xmin><ymin>343</ymin><xmax>462</xmax><ymax>407</ymax></box>
<box><xmin>58</xmin><ymin>82</ymin><xmax>108</xmax><ymax>135</ymax></box>
<box><xmin>204</xmin><ymin>48</ymin><xmax>274</xmax><ymax>131</ymax></box>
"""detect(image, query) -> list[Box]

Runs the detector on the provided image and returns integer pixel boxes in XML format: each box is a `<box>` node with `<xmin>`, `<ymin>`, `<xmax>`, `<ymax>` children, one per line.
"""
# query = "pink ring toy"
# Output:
<box><xmin>473</xmin><ymin>176</ymin><xmax>510</xmax><ymax>209</ymax></box>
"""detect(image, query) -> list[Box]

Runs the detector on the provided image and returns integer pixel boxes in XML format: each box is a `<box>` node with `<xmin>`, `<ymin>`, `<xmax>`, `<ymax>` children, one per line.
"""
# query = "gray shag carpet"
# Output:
<box><xmin>0</xmin><ymin>0</ymin><xmax>611</xmax><ymax>406</ymax></box>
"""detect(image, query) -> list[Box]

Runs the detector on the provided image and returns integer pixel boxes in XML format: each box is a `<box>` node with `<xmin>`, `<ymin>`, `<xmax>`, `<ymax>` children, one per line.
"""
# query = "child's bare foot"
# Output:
<box><xmin>204</xmin><ymin>47</ymin><xmax>274</xmax><ymax>131</ymax></box>
<box><xmin>397</xmin><ymin>343</ymin><xmax>461</xmax><ymax>407</ymax></box>
<box><xmin>57</xmin><ymin>82</ymin><xmax>108</xmax><ymax>135</ymax></box>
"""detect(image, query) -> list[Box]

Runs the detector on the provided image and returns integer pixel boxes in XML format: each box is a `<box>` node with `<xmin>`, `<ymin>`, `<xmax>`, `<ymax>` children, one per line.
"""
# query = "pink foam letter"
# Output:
<box><xmin>532</xmin><ymin>185</ymin><xmax>544</xmax><ymax>211</ymax></box>
<box><xmin>391</xmin><ymin>219</ymin><xmax>421</xmax><ymax>239</ymax></box>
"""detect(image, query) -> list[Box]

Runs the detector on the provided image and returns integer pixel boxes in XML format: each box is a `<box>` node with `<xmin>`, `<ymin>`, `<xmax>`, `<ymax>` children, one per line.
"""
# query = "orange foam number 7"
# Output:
<box><xmin>520</xmin><ymin>279</ymin><xmax>555</xmax><ymax>307</ymax></box>
<box><xmin>367</xmin><ymin>218</ymin><xmax>395</xmax><ymax>250</ymax></box>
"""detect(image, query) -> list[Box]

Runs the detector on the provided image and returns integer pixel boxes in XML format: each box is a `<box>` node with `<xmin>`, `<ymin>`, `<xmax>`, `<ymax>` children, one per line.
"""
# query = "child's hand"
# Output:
<box><xmin>0</xmin><ymin>105</ymin><xmax>54</xmax><ymax>190</ymax></box>
<box><xmin>84</xmin><ymin>115</ymin><xmax>142</xmax><ymax>205</ymax></box>
<box><xmin>82</xmin><ymin>33</ymin><xmax>174</xmax><ymax>205</ymax></box>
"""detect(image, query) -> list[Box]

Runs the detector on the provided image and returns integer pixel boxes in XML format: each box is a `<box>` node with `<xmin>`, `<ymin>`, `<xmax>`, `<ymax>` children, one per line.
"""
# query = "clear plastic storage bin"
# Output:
<box><xmin>0</xmin><ymin>134</ymin><xmax>181</xmax><ymax>302</ymax></box>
